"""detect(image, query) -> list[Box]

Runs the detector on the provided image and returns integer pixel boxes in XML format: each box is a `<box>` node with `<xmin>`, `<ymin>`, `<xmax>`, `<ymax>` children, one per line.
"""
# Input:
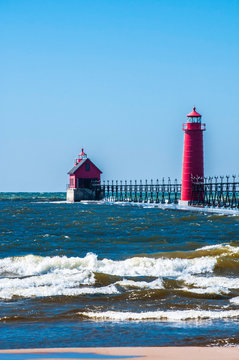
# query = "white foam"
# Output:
<box><xmin>116</xmin><ymin>278</ymin><xmax>163</xmax><ymax>289</ymax></box>
<box><xmin>97</xmin><ymin>255</ymin><xmax>216</xmax><ymax>277</ymax></box>
<box><xmin>0</xmin><ymin>269</ymin><xmax>98</xmax><ymax>299</ymax></box>
<box><xmin>80</xmin><ymin>309</ymin><xmax>239</xmax><ymax>321</ymax></box>
<box><xmin>0</xmin><ymin>254</ymin><xmax>86</xmax><ymax>276</ymax></box>
<box><xmin>0</xmin><ymin>253</ymin><xmax>217</xmax><ymax>278</ymax></box>
<box><xmin>180</xmin><ymin>287</ymin><xmax>221</xmax><ymax>295</ymax></box>
<box><xmin>0</xmin><ymin>251</ymin><xmax>236</xmax><ymax>299</ymax></box>
<box><xmin>0</xmin><ymin>281</ymin><xmax>118</xmax><ymax>299</ymax></box>
<box><xmin>196</xmin><ymin>243</ymin><xmax>239</xmax><ymax>254</ymax></box>
<box><xmin>0</xmin><ymin>269</ymin><xmax>94</xmax><ymax>289</ymax></box>
<box><xmin>179</xmin><ymin>275</ymin><xmax>239</xmax><ymax>294</ymax></box>
<box><xmin>230</xmin><ymin>296</ymin><xmax>239</xmax><ymax>305</ymax></box>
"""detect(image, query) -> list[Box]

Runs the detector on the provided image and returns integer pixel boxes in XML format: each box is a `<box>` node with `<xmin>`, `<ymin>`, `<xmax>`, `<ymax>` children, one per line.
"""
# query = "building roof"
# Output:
<box><xmin>68</xmin><ymin>158</ymin><xmax>102</xmax><ymax>175</ymax></box>
<box><xmin>187</xmin><ymin>107</ymin><xmax>201</xmax><ymax>117</ymax></box>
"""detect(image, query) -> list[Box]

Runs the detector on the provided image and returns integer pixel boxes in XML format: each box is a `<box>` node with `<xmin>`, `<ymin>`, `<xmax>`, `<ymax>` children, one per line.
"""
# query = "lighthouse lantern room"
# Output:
<box><xmin>67</xmin><ymin>148</ymin><xmax>103</xmax><ymax>202</ymax></box>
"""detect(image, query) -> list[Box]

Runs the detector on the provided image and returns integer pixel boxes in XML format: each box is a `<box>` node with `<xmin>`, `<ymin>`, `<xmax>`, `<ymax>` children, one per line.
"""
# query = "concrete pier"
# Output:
<box><xmin>66</xmin><ymin>188</ymin><xmax>103</xmax><ymax>202</ymax></box>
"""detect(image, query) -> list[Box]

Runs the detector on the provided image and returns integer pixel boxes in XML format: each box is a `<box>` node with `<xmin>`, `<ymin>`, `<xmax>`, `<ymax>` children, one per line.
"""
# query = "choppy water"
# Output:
<box><xmin>0</xmin><ymin>192</ymin><xmax>238</xmax><ymax>348</ymax></box>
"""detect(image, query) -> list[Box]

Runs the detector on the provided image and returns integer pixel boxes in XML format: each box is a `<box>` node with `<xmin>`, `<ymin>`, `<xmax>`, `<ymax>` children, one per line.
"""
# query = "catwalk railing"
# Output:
<box><xmin>99</xmin><ymin>179</ymin><xmax>181</xmax><ymax>204</ymax></box>
<box><xmin>93</xmin><ymin>175</ymin><xmax>239</xmax><ymax>208</ymax></box>
<box><xmin>190</xmin><ymin>176</ymin><xmax>239</xmax><ymax>208</ymax></box>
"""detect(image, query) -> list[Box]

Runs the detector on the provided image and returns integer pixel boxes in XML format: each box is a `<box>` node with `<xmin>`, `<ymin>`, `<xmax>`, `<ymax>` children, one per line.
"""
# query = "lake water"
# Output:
<box><xmin>0</xmin><ymin>193</ymin><xmax>238</xmax><ymax>348</ymax></box>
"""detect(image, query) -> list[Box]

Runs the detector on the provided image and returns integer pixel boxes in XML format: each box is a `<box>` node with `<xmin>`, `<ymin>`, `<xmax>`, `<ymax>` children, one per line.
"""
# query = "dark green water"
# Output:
<box><xmin>0</xmin><ymin>193</ymin><xmax>238</xmax><ymax>348</ymax></box>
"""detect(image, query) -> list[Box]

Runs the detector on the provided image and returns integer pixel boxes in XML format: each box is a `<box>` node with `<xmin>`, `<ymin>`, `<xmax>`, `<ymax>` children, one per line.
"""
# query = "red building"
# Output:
<box><xmin>181</xmin><ymin>107</ymin><xmax>206</xmax><ymax>203</ymax></box>
<box><xmin>67</xmin><ymin>149</ymin><xmax>102</xmax><ymax>202</ymax></box>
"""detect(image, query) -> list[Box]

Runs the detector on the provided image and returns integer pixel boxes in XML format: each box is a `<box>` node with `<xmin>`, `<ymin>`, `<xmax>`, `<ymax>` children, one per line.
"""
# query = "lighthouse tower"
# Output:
<box><xmin>181</xmin><ymin>107</ymin><xmax>206</xmax><ymax>203</ymax></box>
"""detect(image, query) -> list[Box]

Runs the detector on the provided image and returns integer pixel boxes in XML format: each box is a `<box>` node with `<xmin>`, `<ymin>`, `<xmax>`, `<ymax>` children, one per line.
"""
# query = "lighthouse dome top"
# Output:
<box><xmin>187</xmin><ymin>107</ymin><xmax>201</xmax><ymax>118</ymax></box>
<box><xmin>79</xmin><ymin>148</ymin><xmax>87</xmax><ymax>156</ymax></box>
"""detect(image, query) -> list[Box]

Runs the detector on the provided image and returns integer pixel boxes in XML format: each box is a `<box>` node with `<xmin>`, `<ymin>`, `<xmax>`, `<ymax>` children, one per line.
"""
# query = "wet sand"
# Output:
<box><xmin>0</xmin><ymin>347</ymin><xmax>238</xmax><ymax>360</ymax></box>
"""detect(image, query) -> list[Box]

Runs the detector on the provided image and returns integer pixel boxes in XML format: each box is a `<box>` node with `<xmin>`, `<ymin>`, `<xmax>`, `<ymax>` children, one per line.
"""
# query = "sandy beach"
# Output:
<box><xmin>0</xmin><ymin>347</ymin><xmax>238</xmax><ymax>360</ymax></box>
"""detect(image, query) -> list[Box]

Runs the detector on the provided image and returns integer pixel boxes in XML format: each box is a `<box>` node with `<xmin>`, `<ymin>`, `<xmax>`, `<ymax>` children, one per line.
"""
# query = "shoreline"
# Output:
<box><xmin>0</xmin><ymin>347</ymin><xmax>238</xmax><ymax>359</ymax></box>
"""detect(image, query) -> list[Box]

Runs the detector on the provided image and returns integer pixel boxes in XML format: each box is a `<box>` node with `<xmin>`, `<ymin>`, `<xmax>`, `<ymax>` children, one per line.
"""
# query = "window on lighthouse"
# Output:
<box><xmin>188</xmin><ymin>116</ymin><xmax>201</xmax><ymax>123</ymax></box>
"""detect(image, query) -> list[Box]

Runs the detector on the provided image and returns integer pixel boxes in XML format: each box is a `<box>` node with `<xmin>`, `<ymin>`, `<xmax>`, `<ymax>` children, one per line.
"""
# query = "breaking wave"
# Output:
<box><xmin>0</xmin><ymin>252</ymin><xmax>217</xmax><ymax>278</ymax></box>
<box><xmin>79</xmin><ymin>309</ymin><xmax>239</xmax><ymax>321</ymax></box>
<box><xmin>0</xmin><ymin>243</ymin><xmax>238</xmax><ymax>300</ymax></box>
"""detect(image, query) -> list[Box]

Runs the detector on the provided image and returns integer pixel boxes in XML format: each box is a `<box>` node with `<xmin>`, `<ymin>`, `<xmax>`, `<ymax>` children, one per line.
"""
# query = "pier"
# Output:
<box><xmin>95</xmin><ymin>176</ymin><xmax>239</xmax><ymax>209</ymax></box>
<box><xmin>99</xmin><ymin>179</ymin><xmax>180</xmax><ymax>204</ymax></box>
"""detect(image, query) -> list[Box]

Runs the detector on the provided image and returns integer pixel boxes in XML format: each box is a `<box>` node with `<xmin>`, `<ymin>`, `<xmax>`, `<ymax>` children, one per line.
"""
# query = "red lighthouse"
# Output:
<box><xmin>67</xmin><ymin>148</ymin><xmax>103</xmax><ymax>202</ymax></box>
<box><xmin>181</xmin><ymin>107</ymin><xmax>206</xmax><ymax>203</ymax></box>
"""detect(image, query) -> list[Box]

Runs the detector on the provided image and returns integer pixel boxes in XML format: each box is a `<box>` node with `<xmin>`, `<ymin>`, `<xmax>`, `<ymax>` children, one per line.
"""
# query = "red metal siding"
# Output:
<box><xmin>181</xmin><ymin>122</ymin><xmax>205</xmax><ymax>201</ymax></box>
<box><xmin>74</xmin><ymin>159</ymin><xmax>101</xmax><ymax>180</ymax></box>
<box><xmin>69</xmin><ymin>159</ymin><xmax>101</xmax><ymax>189</ymax></box>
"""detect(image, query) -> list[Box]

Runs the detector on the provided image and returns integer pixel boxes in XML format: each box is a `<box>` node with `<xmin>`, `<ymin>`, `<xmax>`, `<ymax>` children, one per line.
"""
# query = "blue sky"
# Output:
<box><xmin>1</xmin><ymin>0</ymin><xmax>238</xmax><ymax>191</ymax></box>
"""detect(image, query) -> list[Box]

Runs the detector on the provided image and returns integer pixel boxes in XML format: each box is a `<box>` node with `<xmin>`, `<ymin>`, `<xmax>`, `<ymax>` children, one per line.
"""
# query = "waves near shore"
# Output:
<box><xmin>0</xmin><ymin>197</ymin><xmax>239</xmax><ymax>347</ymax></box>
<box><xmin>0</xmin><ymin>243</ymin><xmax>238</xmax><ymax>323</ymax></box>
